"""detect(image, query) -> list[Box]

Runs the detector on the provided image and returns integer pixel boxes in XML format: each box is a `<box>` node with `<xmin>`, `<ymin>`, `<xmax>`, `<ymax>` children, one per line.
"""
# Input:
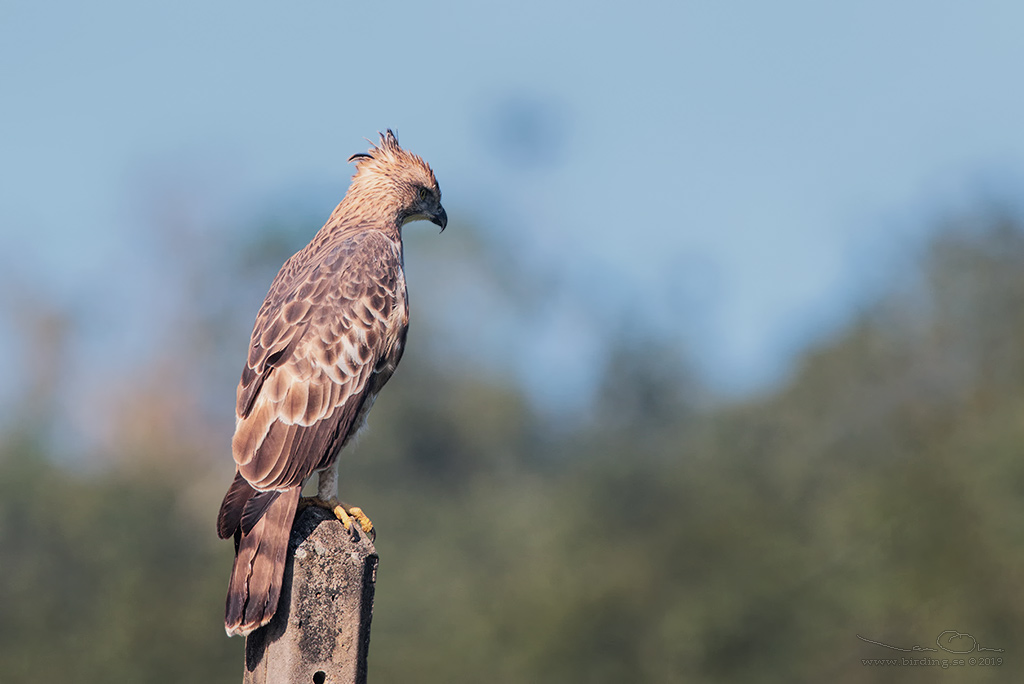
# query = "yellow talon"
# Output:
<box><xmin>347</xmin><ymin>506</ymin><xmax>374</xmax><ymax>536</ymax></box>
<box><xmin>332</xmin><ymin>503</ymin><xmax>352</xmax><ymax>530</ymax></box>
<box><xmin>299</xmin><ymin>496</ymin><xmax>374</xmax><ymax>539</ymax></box>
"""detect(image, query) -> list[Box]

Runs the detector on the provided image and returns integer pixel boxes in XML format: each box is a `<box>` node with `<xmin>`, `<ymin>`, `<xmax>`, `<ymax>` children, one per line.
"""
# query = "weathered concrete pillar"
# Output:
<box><xmin>243</xmin><ymin>505</ymin><xmax>378</xmax><ymax>684</ymax></box>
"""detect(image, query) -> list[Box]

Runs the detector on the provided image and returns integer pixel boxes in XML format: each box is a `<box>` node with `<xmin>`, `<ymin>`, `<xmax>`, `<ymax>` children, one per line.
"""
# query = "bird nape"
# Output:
<box><xmin>215</xmin><ymin>130</ymin><xmax>446</xmax><ymax>637</ymax></box>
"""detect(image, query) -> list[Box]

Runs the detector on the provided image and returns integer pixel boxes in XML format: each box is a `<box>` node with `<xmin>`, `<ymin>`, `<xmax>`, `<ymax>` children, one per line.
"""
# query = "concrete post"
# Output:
<box><xmin>242</xmin><ymin>505</ymin><xmax>378</xmax><ymax>684</ymax></box>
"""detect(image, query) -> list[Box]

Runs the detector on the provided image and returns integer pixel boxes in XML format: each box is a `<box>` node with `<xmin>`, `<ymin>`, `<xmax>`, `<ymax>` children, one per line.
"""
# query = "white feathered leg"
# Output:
<box><xmin>317</xmin><ymin>462</ymin><xmax>338</xmax><ymax>501</ymax></box>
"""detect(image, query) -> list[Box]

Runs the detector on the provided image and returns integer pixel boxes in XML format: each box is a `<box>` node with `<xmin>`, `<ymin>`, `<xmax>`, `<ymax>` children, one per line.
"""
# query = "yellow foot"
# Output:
<box><xmin>298</xmin><ymin>496</ymin><xmax>375</xmax><ymax>540</ymax></box>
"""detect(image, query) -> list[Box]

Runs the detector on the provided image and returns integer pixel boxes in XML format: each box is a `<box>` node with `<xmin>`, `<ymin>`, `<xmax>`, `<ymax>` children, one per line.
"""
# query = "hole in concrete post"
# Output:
<box><xmin>313</xmin><ymin>672</ymin><xmax>326</xmax><ymax>684</ymax></box>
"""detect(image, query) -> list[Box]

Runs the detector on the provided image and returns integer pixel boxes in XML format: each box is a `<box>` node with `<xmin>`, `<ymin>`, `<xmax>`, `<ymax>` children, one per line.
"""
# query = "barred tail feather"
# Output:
<box><xmin>224</xmin><ymin>486</ymin><xmax>301</xmax><ymax>636</ymax></box>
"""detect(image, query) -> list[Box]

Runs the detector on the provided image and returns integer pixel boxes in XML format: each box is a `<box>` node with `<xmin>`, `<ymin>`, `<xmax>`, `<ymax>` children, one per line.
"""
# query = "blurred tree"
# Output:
<box><xmin>2</xmin><ymin>206</ymin><xmax>1024</xmax><ymax>683</ymax></box>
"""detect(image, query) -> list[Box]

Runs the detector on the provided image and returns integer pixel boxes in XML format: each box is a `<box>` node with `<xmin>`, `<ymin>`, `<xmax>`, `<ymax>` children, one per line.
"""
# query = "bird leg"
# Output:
<box><xmin>317</xmin><ymin>461</ymin><xmax>338</xmax><ymax>500</ymax></box>
<box><xmin>298</xmin><ymin>463</ymin><xmax>374</xmax><ymax>540</ymax></box>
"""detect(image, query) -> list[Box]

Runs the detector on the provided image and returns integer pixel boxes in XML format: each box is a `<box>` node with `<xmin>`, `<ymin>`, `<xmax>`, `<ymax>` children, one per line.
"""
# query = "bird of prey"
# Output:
<box><xmin>216</xmin><ymin>130</ymin><xmax>446</xmax><ymax>637</ymax></box>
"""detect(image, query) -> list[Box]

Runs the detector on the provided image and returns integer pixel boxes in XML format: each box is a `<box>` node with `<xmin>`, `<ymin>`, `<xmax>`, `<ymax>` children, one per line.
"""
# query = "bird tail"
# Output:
<box><xmin>223</xmin><ymin>485</ymin><xmax>301</xmax><ymax>636</ymax></box>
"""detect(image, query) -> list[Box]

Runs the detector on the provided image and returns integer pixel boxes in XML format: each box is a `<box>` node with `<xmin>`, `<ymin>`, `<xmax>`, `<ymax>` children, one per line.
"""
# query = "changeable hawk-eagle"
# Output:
<box><xmin>216</xmin><ymin>130</ymin><xmax>446</xmax><ymax>636</ymax></box>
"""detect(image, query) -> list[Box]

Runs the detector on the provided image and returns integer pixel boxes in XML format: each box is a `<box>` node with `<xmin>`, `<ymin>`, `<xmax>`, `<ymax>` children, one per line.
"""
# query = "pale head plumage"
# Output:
<box><xmin>340</xmin><ymin>129</ymin><xmax>446</xmax><ymax>232</ymax></box>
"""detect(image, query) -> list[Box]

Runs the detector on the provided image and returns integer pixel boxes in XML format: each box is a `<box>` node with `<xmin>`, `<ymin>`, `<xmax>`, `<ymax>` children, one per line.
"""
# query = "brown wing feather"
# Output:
<box><xmin>217</xmin><ymin>471</ymin><xmax>257</xmax><ymax>540</ymax></box>
<box><xmin>229</xmin><ymin>230</ymin><xmax>406</xmax><ymax>494</ymax></box>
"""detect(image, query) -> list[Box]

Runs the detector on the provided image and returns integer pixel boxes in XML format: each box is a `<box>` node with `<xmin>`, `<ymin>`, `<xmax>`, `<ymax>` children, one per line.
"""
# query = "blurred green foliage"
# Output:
<box><xmin>2</xmin><ymin>213</ymin><xmax>1024</xmax><ymax>682</ymax></box>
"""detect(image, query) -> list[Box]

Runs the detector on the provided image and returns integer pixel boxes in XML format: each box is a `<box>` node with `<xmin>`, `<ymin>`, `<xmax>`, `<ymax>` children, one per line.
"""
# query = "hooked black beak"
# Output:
<box><xmin>430</xmin><ymin>205</ymin><xmax>448</xmax><ymax>232</ymax></box>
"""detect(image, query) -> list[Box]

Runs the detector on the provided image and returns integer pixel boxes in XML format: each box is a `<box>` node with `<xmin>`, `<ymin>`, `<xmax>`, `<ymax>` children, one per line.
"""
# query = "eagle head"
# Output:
<box><xmin>347</xmin><ymin>130</ymin><xmax>447</xmax><ymax>232</ymax></box>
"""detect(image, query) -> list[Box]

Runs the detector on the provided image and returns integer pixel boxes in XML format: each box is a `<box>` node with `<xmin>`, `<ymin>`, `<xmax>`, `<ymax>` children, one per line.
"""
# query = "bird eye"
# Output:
<box><xmin>418</xmin><ymin>187</ymin><xmax>431</xmax><ymax>201</ymax></box>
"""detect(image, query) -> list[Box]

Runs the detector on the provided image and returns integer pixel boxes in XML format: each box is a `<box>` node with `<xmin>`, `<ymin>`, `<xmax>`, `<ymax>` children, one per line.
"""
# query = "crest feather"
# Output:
<box><xmin>347</xmin><ymin>129</ymin><xmax>401</xmax><ymax>164</ymax></box>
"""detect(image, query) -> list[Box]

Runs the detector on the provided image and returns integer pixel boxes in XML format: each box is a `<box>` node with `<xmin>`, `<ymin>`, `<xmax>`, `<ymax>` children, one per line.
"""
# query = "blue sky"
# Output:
<box><xmin>3</xmin><ymin>0</ymin><xmax>1024</xmax><ymax>415</ymax></box>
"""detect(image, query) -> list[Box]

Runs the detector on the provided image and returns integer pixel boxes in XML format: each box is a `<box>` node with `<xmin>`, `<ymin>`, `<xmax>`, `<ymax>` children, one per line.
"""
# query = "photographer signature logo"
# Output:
<box><xmin>857</xmin><ymin>630</ymin><xmax>1004</xmax><ymax>655</ymax></box>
